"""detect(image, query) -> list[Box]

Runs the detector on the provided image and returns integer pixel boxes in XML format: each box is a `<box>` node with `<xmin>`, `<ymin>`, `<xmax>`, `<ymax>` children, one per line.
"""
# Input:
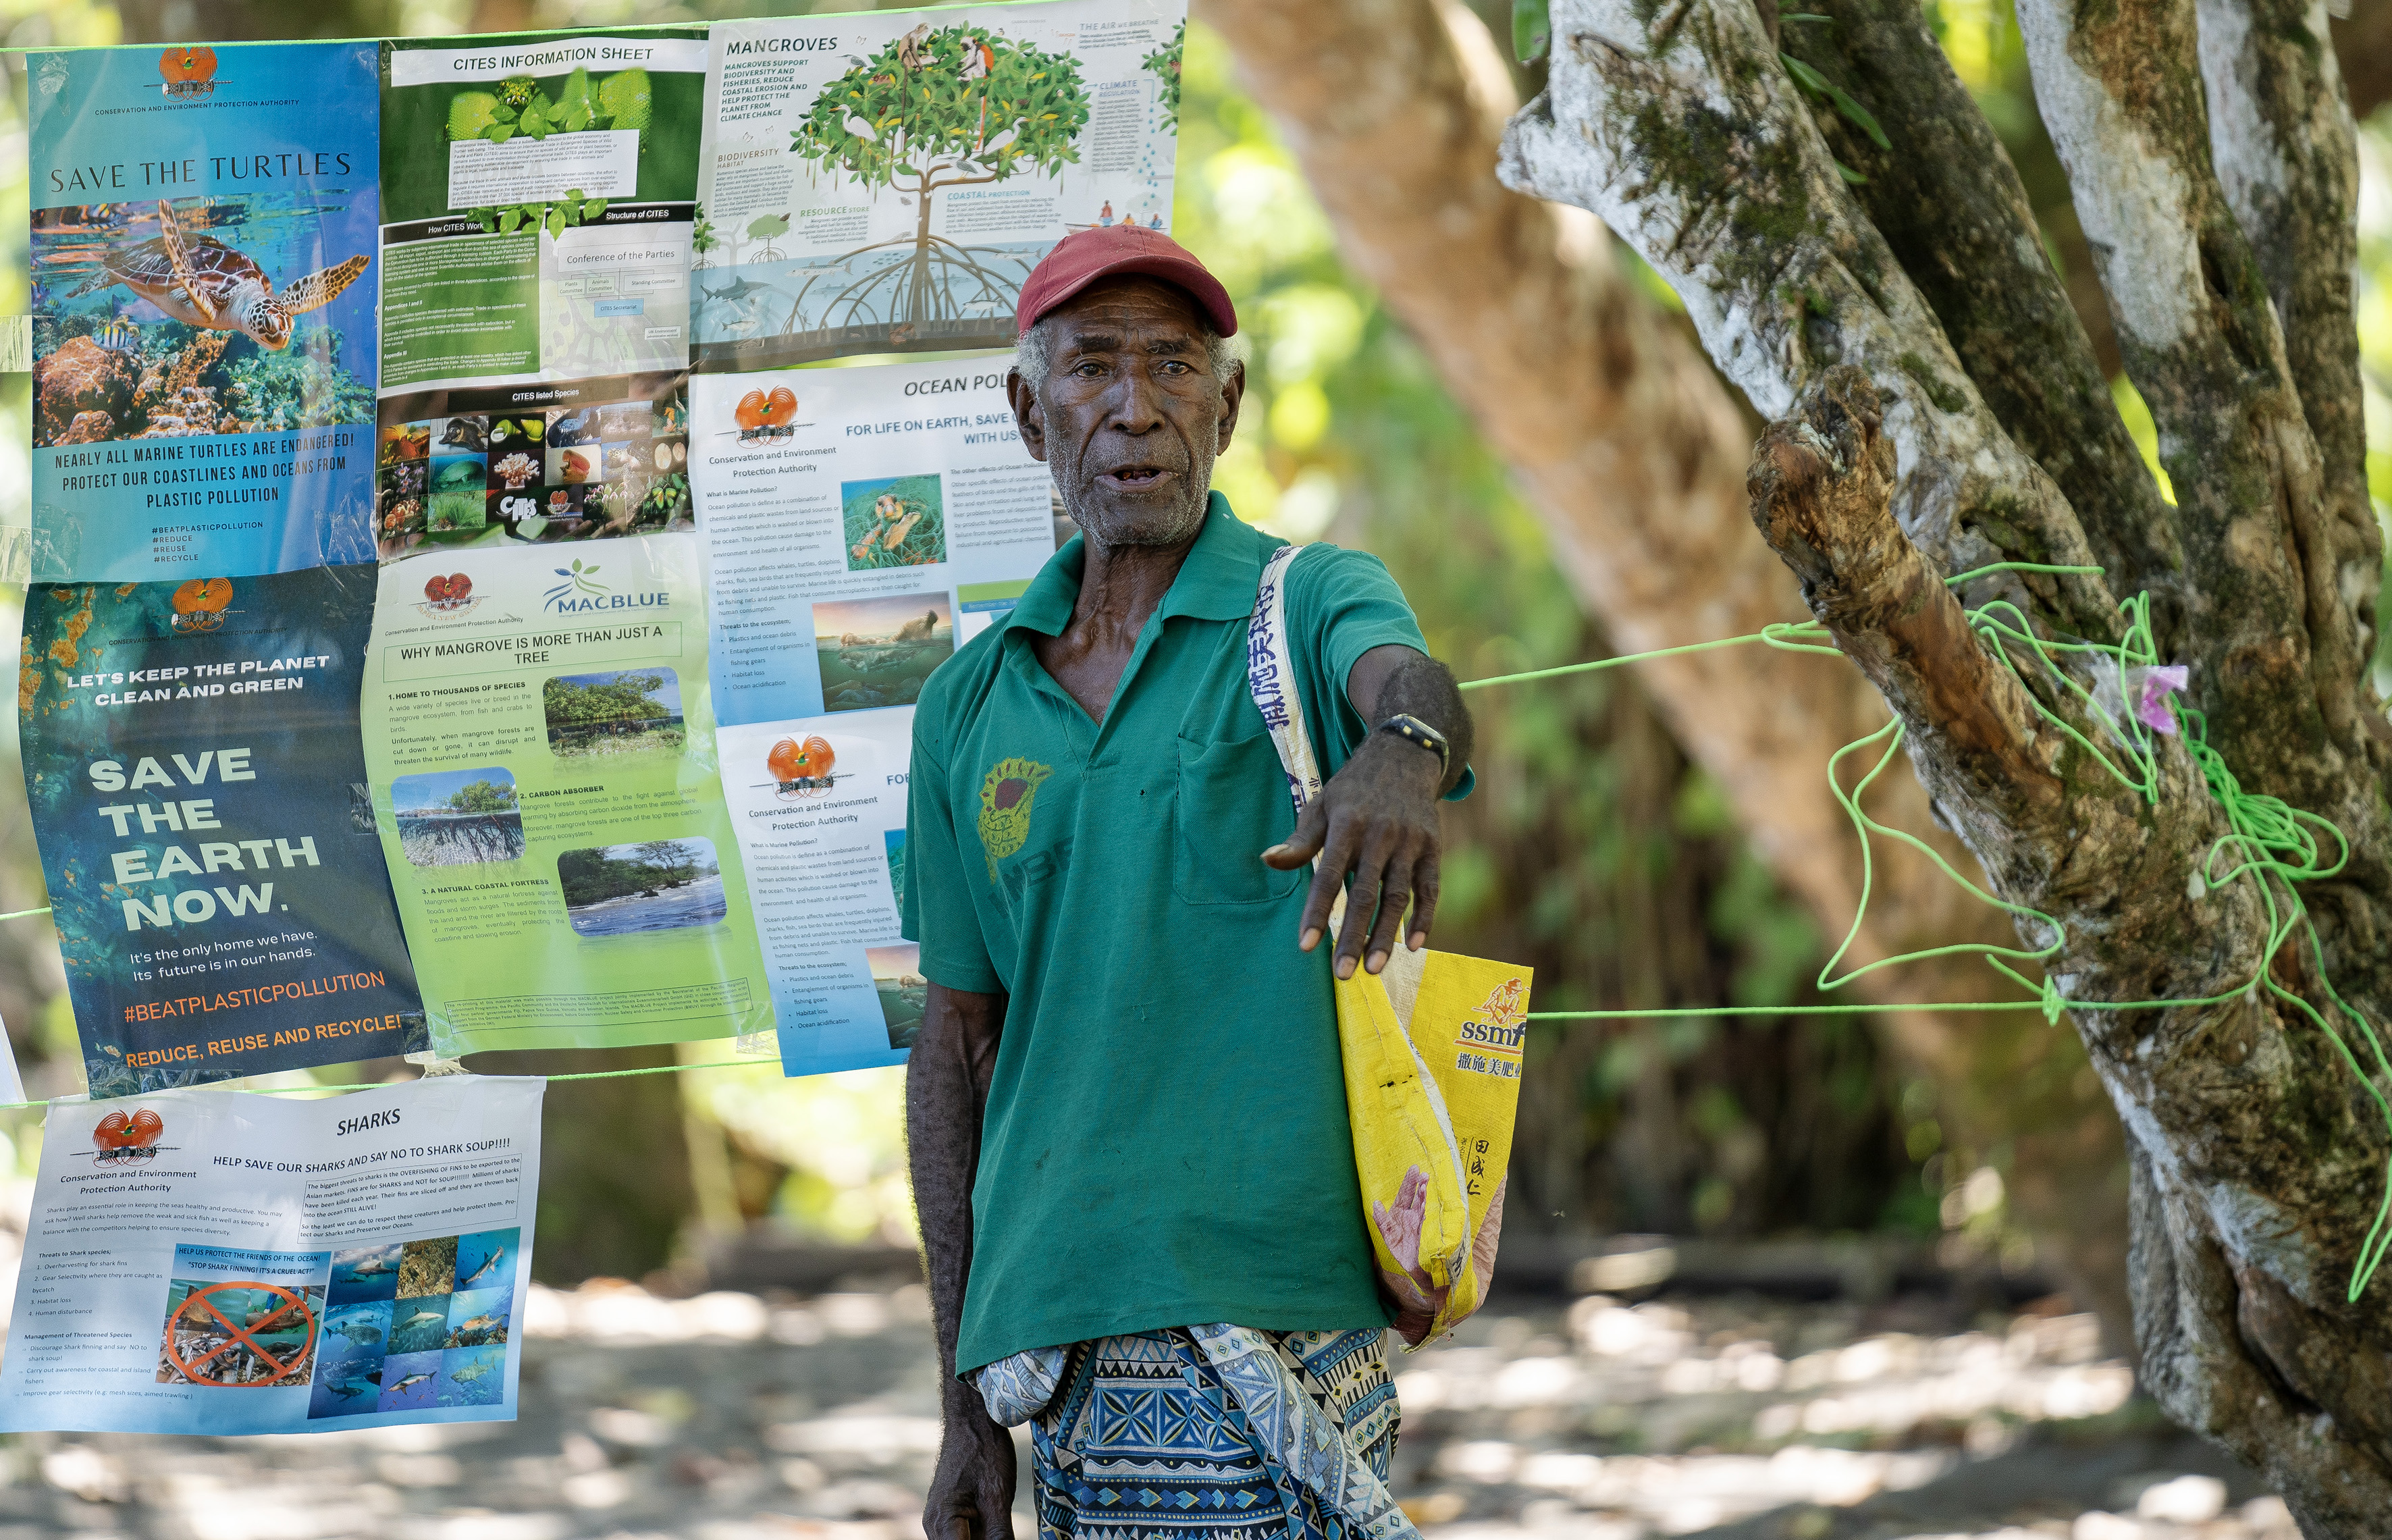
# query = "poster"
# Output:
<box><xmin>28</xmin><ymin>43</ymin><xmax>381</xmax><ymax>582</ymax></box>
<box><xmin>689</xmin><ymin>359</ymin><xmax>1061</xmax><ymax>1073</ymax></box>
<box><xmin>375</xmin><ymin>30</ymin><xmax>706</xmax><ymax>560</ymax></box>
<box><xmin>18</xmin><ymin>567</ymin><xmax>426</xmax><ymax>1096</ymax></box>
<box><xmin>693</xmin><ymin>0</ymin><xmax>1184</xmax><ymax>368</ymax></box>
<box><xmin>359</xmin><ymin>533</ymin><xmax>773</xmax><ymax>1057</ymax></box>
<box><xmin>0</xmin><ymin>1074</ymin><xmax>541</xmax><ymax>1435</ymax></box>
<box><xmin>719</xmin><ymin>711</ymin><xmax>915</xmax><ymax>1076</ymax></box>
<box><xmin>690</xmin><ymin>359</ymin><xmax>1058</xmax><ymax>726</ymax></box>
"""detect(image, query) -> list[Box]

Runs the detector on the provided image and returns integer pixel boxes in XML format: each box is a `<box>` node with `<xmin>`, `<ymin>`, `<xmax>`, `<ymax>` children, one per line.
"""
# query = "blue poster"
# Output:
<box><xmin>28</xmin><ymin>43</ymin><xmax>380</xmax><ymax>582</ymax></box>
<box><xmin>19</xmin><ymin>565</ymin><xmax>425</xmax><ymax>1092</ymax></box>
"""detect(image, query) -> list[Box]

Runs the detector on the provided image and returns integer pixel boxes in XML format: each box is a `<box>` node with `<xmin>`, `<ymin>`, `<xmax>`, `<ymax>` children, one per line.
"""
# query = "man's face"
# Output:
<box><xmin>1009</xmin><ymin>275</ymin><xmax>1245</xmax><ymax>549</ymax></box>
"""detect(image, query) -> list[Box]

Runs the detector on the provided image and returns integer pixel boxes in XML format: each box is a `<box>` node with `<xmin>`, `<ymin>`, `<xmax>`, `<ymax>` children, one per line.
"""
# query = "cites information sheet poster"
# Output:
<box><xmin>17</xmin><ymin>567</ymin><xmax>426</xmax><ymax>1096</ymax></box>
<box><xmin>693</xmin><ymin>0</ymin><xmax>1184</xmax><ymax>368</ymax></box>
<box><xmin>0</xmin><ymin>1075</ymin><xmax>542</xmax><ymax>1435</ymax></box>
<box><xmin>29</xmin><ymin>42</ymin><xmax>381</xmax><ymax>582</ymax></box>
<box><xmin>359</xmin><ymin>533</ymin><xmax>772</xmax><ymax>1057</ymax></box>
<box><xmin>375</xmin><ymin>30</ymin><xmax>705</xmax><ymax>560</ymax></box>
<box><xmin>689</xmin><ymin>358</ymin><xmax>1058</xmax><ymax>1073</ymax></box>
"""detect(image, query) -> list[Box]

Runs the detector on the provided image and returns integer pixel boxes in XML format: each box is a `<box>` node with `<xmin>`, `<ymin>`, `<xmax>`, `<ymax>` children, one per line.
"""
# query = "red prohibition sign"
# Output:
<box><xmin>164</xmin><ymin>1281</ymin><xmax>317</xmax><ymax>1387</ymax></box>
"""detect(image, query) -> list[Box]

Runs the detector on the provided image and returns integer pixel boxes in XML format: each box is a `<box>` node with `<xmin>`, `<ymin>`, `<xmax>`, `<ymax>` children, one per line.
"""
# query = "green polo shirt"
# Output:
<box><xmin>901</xmin><ymin>494</ymin><xmax>1465</xmax><ymax>1373</ymax></box>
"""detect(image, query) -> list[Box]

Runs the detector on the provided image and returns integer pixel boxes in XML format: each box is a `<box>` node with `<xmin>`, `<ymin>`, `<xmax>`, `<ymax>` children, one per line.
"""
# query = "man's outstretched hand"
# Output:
<box><xmin>1261</xmin><ymin>728</ymin><xmax>1445</xmax><ymax>978</ymax></box>
<box><xmin>1259</xmin><ymin>645</ymin><xmax>1470</xmax><ymax>978</ymax></box>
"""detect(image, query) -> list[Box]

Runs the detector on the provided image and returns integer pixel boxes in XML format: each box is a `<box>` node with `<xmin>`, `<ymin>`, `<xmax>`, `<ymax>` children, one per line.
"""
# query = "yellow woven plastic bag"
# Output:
<box><xmin>1250</xmin><ymin>543</ymin><xmax>1531</xmax><ymax>1344</ymax></box>
<box><xmin>1335</xmin><ymin>945</ymin><xmax>1531</xmax><ymax>1339</ymax></box>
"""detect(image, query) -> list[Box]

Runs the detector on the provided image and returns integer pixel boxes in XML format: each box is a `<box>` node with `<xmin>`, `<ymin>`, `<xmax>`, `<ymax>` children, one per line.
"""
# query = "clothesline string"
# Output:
<box><xmin>3</xmin><ymin>558</ymin><xmax>2383</xmax><ymax>1297</ymax></box>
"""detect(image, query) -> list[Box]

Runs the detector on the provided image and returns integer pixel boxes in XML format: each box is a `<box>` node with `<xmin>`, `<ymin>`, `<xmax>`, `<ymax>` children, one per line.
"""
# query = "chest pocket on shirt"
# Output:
<box><xmin>1173</xmin><ymin>727</ymin><xmax>1304</xmax><ymax>906</ymax></box>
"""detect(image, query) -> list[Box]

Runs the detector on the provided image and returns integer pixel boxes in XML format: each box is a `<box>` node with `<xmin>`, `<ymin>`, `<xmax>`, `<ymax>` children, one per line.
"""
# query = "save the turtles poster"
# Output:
<box><xmin>692</xmin><ymin>0</ymin><xmax>1185</xmax><ymax>370</ymax></box>
<box><xmin>373</xmin><ymin>30</ymin><xmax>705</xmax><ymax>562</ymax></box>
<box><xmin>27</xmin><ymin>43</ymin><xmax>381</xmax><ymax>584</ymax></box>
<box><xmin>17</xmin><ymin>566</ymin><xmax>427</xmax><ymax>1094</ymax></box>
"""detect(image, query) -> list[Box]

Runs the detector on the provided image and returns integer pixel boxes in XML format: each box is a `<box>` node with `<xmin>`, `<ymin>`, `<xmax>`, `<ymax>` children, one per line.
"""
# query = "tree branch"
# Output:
<box><xmin>1782</xmin><ymin>0</ymin><xmax>2189</xmax><ymax>637</ymax></box>
<box><xmin>2014</xmin><ymin>0</ymin><xmax>2371</xmax><ymax>777</ymax></box>
<box><xmin>2194</xmin><ymin>0</ymin><xmax>2382</xmax><ymax>659</ymax></box>
<box><xmin>1496</xmin><ymin>0</ymin><xmax>2121</xmax><ymax>647</ymax></box>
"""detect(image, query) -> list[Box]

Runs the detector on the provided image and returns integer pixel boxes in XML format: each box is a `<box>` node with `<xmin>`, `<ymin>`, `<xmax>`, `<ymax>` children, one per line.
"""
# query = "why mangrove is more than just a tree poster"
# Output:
<box><xmin>0</xmin><ymin>1075</ymin><xmax>541</xmax><ymax>1435</ymax></box>
<box><xmin>29</xmin><ymin>43</ymin><xmax>381</xmax><ymax>583</ymax></box>
<box><xmin>358</xmin><ymin>533</ymin><xmax>772</xmax><ymax>1057</ymax></box>
<box><xmin>375</xmin><ymin>30</ymin><xmax>705</xmax><ymax>561</ymax></box>
<box><xmin>18</xmin><ymin>566</ymin><xmax>427</xmax><ymax>1094</ymax></box>
<box><xmin>693</xmin><ymin>0</ymin><xmax>1185</xmax><ymax>369</ymax></box>
<box><xmin>687</xmin><ymin>359</ymin><xmax>1057</xmax><ymax>1074</ymax></box>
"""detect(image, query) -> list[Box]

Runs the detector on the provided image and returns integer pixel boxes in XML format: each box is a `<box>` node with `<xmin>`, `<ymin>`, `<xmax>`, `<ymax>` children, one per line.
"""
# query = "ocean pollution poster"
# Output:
<box><xmin>16</xmin><ymin>566</ymin><xmax>426</xmax><ymax>1096</ymax></box>
<box><xmin>359</xmin><ymin>532</ymin><xmax>774</xmax><ymax>1057</ymax></box>
<box><xmin>0</xmin><ymin>1075</ymin><xmax>541</xmax><ymax>1435</ymax></box>
<box><xmin>374</xmin><ymin>30</ymin><xmax>706</xmax><ymax>561</ymax></box>
<box><xmin>28</xmin><ymin>43</ymin><xmax>381</xmax><ymax>583</ymax></box>
<box><xmin>688</xmin><ymin>356</ymin><xmax>1058</xmax><ymax>728</ymax></box>
<box><xmin>692</xmin><ymin>0</ymin><xmax>1185</xmax><ymax>368</ymax></box>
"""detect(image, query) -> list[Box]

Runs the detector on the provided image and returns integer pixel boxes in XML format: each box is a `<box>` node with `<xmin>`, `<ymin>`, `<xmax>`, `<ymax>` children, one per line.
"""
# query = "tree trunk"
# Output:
<box><xmin>1196</xmin><ymin>0</ymin><xmax>2133</xmax><ymax>1335</ymax></box>
<box><xmin>1498</xmin><ymin>0</ymin><xmax>2392</xmax><ymax>1526</ymax></box>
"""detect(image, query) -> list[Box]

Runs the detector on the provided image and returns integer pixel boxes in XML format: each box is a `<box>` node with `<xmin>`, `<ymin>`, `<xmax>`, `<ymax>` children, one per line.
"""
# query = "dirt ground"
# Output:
<box><xmin>0</xmin><ymin>1275</ymin><xmax>2295</xmax><ymax>1540</ymax></box>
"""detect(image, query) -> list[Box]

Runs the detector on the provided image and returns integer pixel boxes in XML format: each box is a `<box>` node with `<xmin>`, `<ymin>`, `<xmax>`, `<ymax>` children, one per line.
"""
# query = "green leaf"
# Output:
<box><xmin>584</xmin><ymin>198</ymin><xmax>608</xmax><ymax>220</ymax></box>
<box><xmin>1780</xmin><ymin>52</ymin><xmax>1830</xmax><ymax>93</ymax></box>
<box><xmin>485</xmin><ymin>123</ymin><xmax>515</xmax><ymax>144</ymax></box>
<box><xmin>1513</xmin><ymin>0</ymin><xmax>1551</xmax><ymax>63</ymax></box>
<box><xmin>498</xmin><ymin>207</ymin><xmax>521</xmax><ymax>234</ymax></box>
<box><xmin>546</xmin><ymin>207</ymin><xmax>565</xmax><ymax>238</ymax></box>
<box><xmin>1835</xmin><ymin>159</ymin><xmax>1867</xmax><ymax>184</ymax></box>
<box><xmin>492</xmin><ymin>102</ymin><xmax>518</xmax><ymax>125</ymax></box>
<box><xmin>1825</xmin><ymin>82</ymin><xmax>1892</xmax><ymax>149</ymax></box>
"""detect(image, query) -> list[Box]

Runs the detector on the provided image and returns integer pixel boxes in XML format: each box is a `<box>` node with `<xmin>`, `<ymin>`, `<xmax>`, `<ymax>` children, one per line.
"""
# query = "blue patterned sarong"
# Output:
<box><xmin>975</xmin><ymin>1325</ymin><xmax>1417</xmax><ymax>1540</ymax></box>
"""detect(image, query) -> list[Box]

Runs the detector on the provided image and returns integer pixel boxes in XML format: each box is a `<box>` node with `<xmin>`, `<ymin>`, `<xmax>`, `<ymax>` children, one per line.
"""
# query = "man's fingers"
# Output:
<box><xmin>1408</xmin><ymin>853</ymin><xmax>1440</xmax><ymax>951</ymax></box>
<box><xmin>1362</xmin><ymin>853</ymin><xmax>1414</xmax><ymax>975</ymax></box>
<box><xmin>1334</xmin><ymin>830</ymin><xmax>1395</xmax><ymax>980</ymax></box>
<box><xmin>1298</xmin><ymin>815</ymin><xmax>1361</xmax><ymax>951</ymax></box>
<box><xmin>1261</xmin><ymin>795</ymin><xmax>1329</xmax><ymax>871</ymax></box>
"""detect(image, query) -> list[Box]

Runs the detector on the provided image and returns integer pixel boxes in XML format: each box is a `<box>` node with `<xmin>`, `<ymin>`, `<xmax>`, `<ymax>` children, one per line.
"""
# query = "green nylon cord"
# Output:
<box><xmin>3</xmin><ymin>561</ymin><xmax>2383</xmax><ymax>1290</ymax></box>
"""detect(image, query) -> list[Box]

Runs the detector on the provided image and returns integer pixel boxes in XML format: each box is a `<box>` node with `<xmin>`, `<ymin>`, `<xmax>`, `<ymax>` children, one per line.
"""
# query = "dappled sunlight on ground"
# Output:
<box><xmin>0</xmin><ymin>1275</ymin><xmax>2295</xmax><ymax>1540</ymax></box>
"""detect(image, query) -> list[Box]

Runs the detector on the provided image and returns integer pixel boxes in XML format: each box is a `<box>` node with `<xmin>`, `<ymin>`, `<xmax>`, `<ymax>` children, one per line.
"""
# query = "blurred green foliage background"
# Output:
<box><xmin>0</xmin><ymin>0</ymin><xmax>2381</xmax><ymax>1287</ymax></box>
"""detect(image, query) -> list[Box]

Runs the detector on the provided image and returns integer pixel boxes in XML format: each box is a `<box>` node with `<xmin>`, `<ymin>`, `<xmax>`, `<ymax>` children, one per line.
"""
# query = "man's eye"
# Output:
<box><xmin>1070</xmin><ymin>360</ymin><xmax>1105</xmax><ymax>376</ymax></box>
<box><xmin>1157</xmin><ymin>360</ymin><xmax>1190</xmax><ymax>374</ymax></box>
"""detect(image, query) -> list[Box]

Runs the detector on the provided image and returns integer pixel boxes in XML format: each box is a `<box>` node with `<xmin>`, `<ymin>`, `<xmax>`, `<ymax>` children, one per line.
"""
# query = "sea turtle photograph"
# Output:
<box><xmin>32</xmin><ymin>194</ymin><xmax>375</xmax><ymax>448</ymax></box>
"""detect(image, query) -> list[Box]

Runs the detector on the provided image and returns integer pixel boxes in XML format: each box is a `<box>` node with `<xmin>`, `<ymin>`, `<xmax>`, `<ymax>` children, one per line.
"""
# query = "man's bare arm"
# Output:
<box><xmin>1263</xmin><ymin>643</ymin><xmax>1473</xmax><ymax>978</ymax></box>
<box><xmin>909</xmin><ymin>981</ymin><xmax>1015</xmax><ymax>1540</ymax></box>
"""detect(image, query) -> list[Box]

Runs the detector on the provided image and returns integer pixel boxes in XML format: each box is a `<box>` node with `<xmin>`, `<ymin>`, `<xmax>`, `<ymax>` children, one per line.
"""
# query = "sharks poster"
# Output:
<box><xmin>0</xmin><ymin>1075</ymin><xmax>541</xmax><ymax>1436</ymax></box>
<box><xmin>692</xmin><ymin>0</ymin><xmax>1184</xmax><ymax>369</ymax></box>
<box><xmin>28</xmin><ymin>43</ymin><xmax>381</xmax><ymax>583</ymax></box>
<box><xmin>18</xmin><ymin>566</ymin><xmax>426</xmax><ymax>1094</ymax></box>
<box><xmin>373</xmin><ymin>30</ymin><xmax>705</xmax><ymax>562</ymax></box>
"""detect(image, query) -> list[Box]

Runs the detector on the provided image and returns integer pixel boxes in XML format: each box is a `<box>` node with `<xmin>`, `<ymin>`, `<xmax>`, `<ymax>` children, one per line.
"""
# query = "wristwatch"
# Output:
<box><xmin>1377</xmin><ymin>714</ymin><xmax>1451</xmax><ymax>780</ymax></box>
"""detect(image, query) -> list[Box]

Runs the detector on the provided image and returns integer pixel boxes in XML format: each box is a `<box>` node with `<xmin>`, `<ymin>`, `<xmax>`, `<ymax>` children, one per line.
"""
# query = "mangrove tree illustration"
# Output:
<box><xmin>783</xmin><ymin>24</ymin><xmax>1092</xmax><ymax>339</ymax></box>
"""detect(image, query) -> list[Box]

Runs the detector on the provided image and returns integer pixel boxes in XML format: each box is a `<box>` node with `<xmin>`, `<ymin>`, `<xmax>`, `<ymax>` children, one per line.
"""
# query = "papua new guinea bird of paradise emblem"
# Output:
<box><xmin>978</xmin><ymin>758</ymin><xmax>1053</xmax><ymax>882</ymax></box>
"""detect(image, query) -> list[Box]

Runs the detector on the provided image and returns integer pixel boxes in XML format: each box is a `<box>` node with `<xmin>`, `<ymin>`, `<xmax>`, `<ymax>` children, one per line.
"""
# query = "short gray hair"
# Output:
<box><xmin>1011</xmin><ymin>315</ymin><xmax>1246</xmax><ymax>395</ymax></box>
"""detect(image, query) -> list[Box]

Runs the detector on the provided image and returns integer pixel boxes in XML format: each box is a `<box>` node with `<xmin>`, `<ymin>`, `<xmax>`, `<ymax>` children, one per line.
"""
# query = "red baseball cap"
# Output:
<box><xmin>1015</xmin><ymin>224</ymin><xmax>1238</xmax><ymax>338</ymax></box>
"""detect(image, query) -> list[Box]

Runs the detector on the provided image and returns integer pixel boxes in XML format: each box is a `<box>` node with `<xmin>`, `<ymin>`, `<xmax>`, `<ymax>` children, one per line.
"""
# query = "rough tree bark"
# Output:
<box><xmin>1198</xmin><ymin>0</ymin><xmax>2133</xmax><ymax>1333</ymax></box>
<box><xmin>1500</xmin><ymin>0</ymin><xmax>2392</xmax><ymax>1526</ymax></box>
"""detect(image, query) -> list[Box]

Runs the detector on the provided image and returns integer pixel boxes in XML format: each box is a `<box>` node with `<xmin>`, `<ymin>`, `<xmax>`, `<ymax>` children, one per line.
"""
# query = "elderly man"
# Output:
<box><xmin>901</xmin><ymin>225</ymin><xmax>1474</xmax><ymax>1540</ymax></box>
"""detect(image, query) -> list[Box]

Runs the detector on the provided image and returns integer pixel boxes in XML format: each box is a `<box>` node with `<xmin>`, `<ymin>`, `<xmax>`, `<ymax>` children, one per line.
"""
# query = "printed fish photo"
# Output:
<box><xmin>155</xmin><ymin>1279</ymin><xmax>324</xmax><ymax>1388</ymax></box>
<box><xmin>558</xmin><ymin>839</ymin><xmax>728</xmax><ymax>938</ymax></box>
<box><xmin>32</xmin><ymin>195</ymin><xmax>373</xmax><ymax>448</ymax></box>
<box><xmin>328</xmin><ymin>1243</ymin><xmax>404</xmax><ymax>1305</ymax></box>
<box><xmin>813</xmin><ymin>592</ymin><xmax>954</xmax><ymax>713</ymax></box>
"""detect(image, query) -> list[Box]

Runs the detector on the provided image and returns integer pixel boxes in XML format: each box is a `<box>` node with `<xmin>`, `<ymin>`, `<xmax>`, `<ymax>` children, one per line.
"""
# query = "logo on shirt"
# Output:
<box><xmin>977</xmin><ymin>757</ymin><xmax>1051</xmax><ymax>881</ymax></box>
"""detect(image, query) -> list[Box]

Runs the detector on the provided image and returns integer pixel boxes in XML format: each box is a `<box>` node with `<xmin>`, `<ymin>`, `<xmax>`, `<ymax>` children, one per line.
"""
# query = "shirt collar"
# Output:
<box><xmin>1001</xmin><ymin>492</ymin><xmax>1271</xmax><ymax>637</ymax></box>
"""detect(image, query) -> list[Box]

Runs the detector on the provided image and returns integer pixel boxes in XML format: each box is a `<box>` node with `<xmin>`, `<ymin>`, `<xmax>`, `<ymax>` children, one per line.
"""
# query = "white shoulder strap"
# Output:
<box><xmin>1250</xmin><ymin>542</ymin><xmax>1323</xmax><ymax>819</ymax></box>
